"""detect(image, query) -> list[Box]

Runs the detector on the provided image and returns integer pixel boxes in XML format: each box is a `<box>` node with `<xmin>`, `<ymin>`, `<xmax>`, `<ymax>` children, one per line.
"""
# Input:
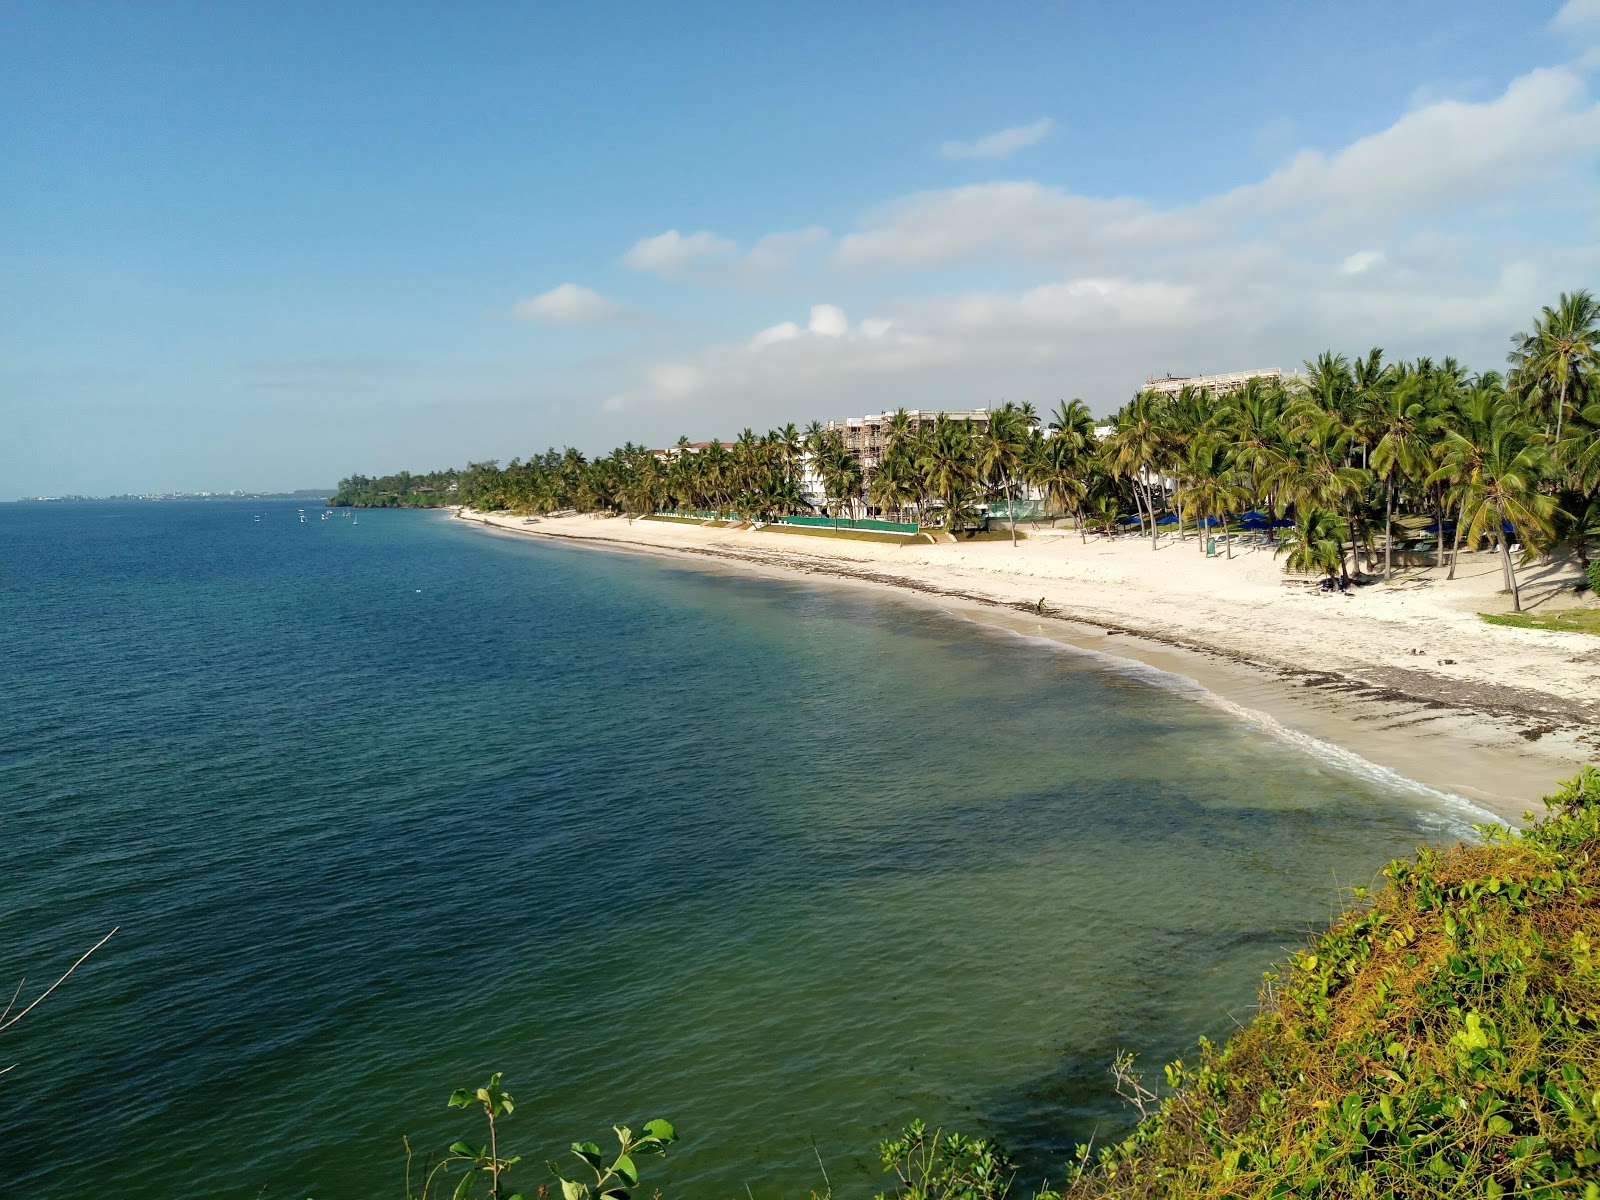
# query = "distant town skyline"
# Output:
<box><xmin>5</xmin><ymin>0</ymin><xmax>1599</xmax><ymax>495</ymax></box>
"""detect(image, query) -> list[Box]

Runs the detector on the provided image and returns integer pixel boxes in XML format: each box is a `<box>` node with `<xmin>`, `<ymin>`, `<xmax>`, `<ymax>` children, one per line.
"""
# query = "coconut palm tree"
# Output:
<box><xmin>976</xmin><ymin>403</ymin><xmax>1027</xmax><ymax>546</ymax></box>
<box><xmin>1276</xmin><ymin>509</ymin><xmax>1345</xmax><ymax>586</ymax></box>
<box><xmin>1444</xmin><ymin>404</ymin><xmax>1557</xmax><ymax>612</ymax></box>
<box><xmin>1181</xmin><ymin>438</ymin><xmax>1248</xmax><ymax>557</ymax></box>
<box><xmin>867</xmin><ymin>450</ymin><xmax>917</xmax><ymax>523</ymax></box>
<box><xmin>1509</xmin><ymin>289</ymin><xmax>1599</xmax><ymax>442</ymax></box>
<box><xmin>1368</xmin><ymin>370</ymin><xmax>1435</xmax><ymax>580</ymax></box>
<box><xmin>817</xmin><ymin>434</ymin><xmax>862</xmax><ymax>529</ymax></box>
<box><xmin>1108</xmin><ymin>392</ymin><xmax>1169</xmax><ymax>549</ymax></box>
<box><xmin>918</xmin><ymin>415</ymin><xmax>975</xmax><ymax>533</ymax></box>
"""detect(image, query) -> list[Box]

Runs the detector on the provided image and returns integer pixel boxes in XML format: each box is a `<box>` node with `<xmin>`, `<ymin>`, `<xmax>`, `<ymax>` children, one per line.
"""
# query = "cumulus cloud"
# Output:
<box><xmin>1553</xmin><ymin>0</ymin><xmax>1600</xmax><ymax>35</ymax></box>
<box><xmin>593</xmin><ymin>62</ymin><xmax>1600</xmax><ymax>429</ymax></box>
<box><xmin>622</xmin><ymin>229</ymin><xmax>737</xmax><ymax>275</ymax></box>
<box><xmin>1233</xmin><ymin>67</ymin><xmax>1600</xmax><ymax>221</ymax></box>
<box><xmin>834</xmin><ymin>67</ymin><xmax>1600</xmax><ymax>273</ymax></box>
<box><xmin>513</xmin><ymin>283</ymin><xmax>623</xmax><ymax>324</ymax></box>
<box><xmin>939</xmin><ymin>118</ymin><xmax>1055</xmax><ymax>161</ymax></box>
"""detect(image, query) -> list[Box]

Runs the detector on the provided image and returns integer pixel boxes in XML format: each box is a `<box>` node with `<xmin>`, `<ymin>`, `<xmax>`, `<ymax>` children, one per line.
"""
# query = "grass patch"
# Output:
<box><xmin>955</xmin><ymin>528</ymin><xmax>1028</xmax><ymax>542</ymax></box>
<box><xmin>1480</xmin><ymin>609</ymin><xmax>1600</xmax><ymax>635</ymax></box>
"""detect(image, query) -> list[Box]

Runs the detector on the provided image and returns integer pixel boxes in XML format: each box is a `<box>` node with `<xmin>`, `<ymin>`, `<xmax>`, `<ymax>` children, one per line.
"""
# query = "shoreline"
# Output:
<box><xmin>452</xmin><ymin>508</ymin><xmax>1599</xmax><ymax>825</ymax></box>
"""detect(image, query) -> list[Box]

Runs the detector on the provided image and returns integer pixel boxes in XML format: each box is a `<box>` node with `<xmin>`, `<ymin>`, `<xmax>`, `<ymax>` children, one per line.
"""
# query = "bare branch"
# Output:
<box><xmin>0</xmin><ymin>927</ymin><xmax>118</xmax><ymax>1036</ymax></box>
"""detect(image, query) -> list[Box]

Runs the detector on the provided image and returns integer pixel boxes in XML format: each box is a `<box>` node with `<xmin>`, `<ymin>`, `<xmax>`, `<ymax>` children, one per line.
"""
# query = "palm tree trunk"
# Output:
<box><xmin>1447</xmin><ymin>493</ymin><xmax>1467</xmax><ymax>580</ymax></box>
<box><xmin>1499</xmin><ymin>505</ymin><xmax>1522</xmax><ymax>612</ymax></box>
<box><xmin>1146</xmin><ymin>481</ymin><xmax>1159</xmax><ymax>550</ymax></box>
<box><xmin>1384</xmin><ymin>481</ymin><xmax>1394</xmax><ymax>581</ymax></box>
<box><xmin>1556</xmin><ymin>376</ymin><xmax>1568</xmax><ymax>443</ymax></box>
<box><xmin>1006</xmin><ymin>477</ymin><xmax>1018</xmax><ymax>547</ymax></box>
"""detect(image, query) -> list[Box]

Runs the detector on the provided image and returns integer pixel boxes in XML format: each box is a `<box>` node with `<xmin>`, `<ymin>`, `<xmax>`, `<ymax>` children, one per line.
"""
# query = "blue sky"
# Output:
<box><xmin>4</xmin><ymin>1</ymin><xmax>1598</xmax><ymax>494</ymax></box>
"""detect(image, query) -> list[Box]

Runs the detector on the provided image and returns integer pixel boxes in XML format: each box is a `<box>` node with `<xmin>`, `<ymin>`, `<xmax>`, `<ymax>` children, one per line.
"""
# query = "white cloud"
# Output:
<box><xmin>808</xmin><ymin>304</ymin><xmax>848</xmax><ymax>336</ymax></box>
<box><xmin>939</xmin><ymin>118</ymin><xmax>1055</xmax><ymax>161</ymax></box>
<box><xmin>622</xmin><ymin>229</ymin><xmax>737</xmax><ymax>275</ymax></box>
<box><xmin>832</xmin><ymin>182</ymin><xmax>1217</xmax><ymax>272</ymax></box>
<box><xmin>1553</xmin><ymin>0</ymin><xmax>1600</xmax><ymax>35</ymax></box>
<box><xmin>512</xmin><ymin>283</ymin><xmax>622</xmax><ymax>324</ymax></box>
<box><xmin>834</xmin><ymin>67</ymin><xmax>1600</xmax><ymax>274</ymax></box>
<box><xmin>591</xmin><ymin>62</ymin><xmax>1600</xmax><ymax>431</ymax></box>
<box><xmin>1341</xmin><ymin>250</ymin><xmax>1386</xmax><ymax>275</ymax></box>
<box><xmin>1234</xmin><ymin>67</ymin><xmax>1600</xmax><ymax>220</ymax></box>
<box><xmin>750</xmin><ymin>321</ymin><xmax>801</xmax><ymax>350</ymax></box>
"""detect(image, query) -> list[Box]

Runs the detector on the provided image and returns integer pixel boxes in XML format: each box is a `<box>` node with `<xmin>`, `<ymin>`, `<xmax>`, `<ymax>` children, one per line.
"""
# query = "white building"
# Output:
<box><xmin>1142</xmin><ymin>369</ymin><xmax>1283</xmax><ymax>397</ymax></box>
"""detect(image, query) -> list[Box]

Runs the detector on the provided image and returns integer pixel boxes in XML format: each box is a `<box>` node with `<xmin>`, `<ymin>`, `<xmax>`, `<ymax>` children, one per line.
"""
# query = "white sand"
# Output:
<box><xmin>459</xmin><ymin>509</ymin><xmax>1600</xmax><ymax>822</ymax></box>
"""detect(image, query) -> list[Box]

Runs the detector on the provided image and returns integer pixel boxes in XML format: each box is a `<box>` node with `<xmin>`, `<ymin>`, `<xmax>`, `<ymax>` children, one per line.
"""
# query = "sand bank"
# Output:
<box><xmin>457</xmin><ymin>509</ymin><xmax>1600</xmax><ymax>823</ymax></box>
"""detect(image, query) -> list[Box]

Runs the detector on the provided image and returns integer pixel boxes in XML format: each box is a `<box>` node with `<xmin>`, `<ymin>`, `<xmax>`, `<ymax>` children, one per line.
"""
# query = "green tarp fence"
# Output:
<box><xmin>772</xmin><ymin>515</ymin><xmax>921</xmax><ymax>534</ymax></box>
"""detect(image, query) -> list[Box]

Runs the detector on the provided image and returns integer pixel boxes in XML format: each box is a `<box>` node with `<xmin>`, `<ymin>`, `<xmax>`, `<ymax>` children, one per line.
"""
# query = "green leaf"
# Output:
<box><xmin>453</xmin><ymin>1168</ymin><xmax>479</xmax><ymax>1200</ymax></box>
<box><xmin>560</xmin><ymin>1179</ymin><xmax>590</xmax><ymax>1200</ymax></box>
<box><xmin>572</xmin><ymin>1141</ymin><xmax>604</xmax><ymax>1169</ymax></box>
<box><xmin>599</xmin><ymin>1189</ymin><xmax>631</xmax><ymax>1200</ymax></box>
<box><xmin>448</xmin><ymin>1140</ymin><xmax>476</xmax><ymax>1158</ymax></box>
<box><xmin>448</xmin><ymin>1089</ymin><xmax>475</xmax><ymax>1108</ymax></box>
<box><xmin>612</xmin><ymin>1154</ymin><xmax>639</xmax><ymax>1187</ymax></box>
<box><xmin>641</xmin><ymin>1119</ymin><xmax>676</xmax><ymax>1144</ymax></box>
<box><xmin>1487</xmin><ymin>1115</ymin><xmax>1513</xmax><ymax>1136</ymax></box>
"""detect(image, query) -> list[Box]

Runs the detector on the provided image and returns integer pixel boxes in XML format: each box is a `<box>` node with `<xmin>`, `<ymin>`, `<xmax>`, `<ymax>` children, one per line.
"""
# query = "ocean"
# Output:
<box><xmin>0</xmin><ymin>500</ymin><xmax>1470</xmax><ymax>1197</ymax></box>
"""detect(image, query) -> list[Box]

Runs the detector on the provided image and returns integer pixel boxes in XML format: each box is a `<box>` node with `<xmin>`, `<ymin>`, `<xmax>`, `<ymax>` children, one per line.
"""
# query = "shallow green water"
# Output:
<box><xmin>0</xmin><ymin>502</ymin><xmax>1474</xmax><ymax>1197</ymax></box>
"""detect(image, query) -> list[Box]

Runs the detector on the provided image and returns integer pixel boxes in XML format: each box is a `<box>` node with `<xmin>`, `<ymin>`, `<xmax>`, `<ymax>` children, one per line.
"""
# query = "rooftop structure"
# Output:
<box><xmin>1142</xmin><ymin>369</ymin><xmax>1283</xmax><ymax>397</ymax></box>
<box><xmin>648</xmin><ymin>441</ymin><xmax>734</xmax><ymax>460</ymax></box>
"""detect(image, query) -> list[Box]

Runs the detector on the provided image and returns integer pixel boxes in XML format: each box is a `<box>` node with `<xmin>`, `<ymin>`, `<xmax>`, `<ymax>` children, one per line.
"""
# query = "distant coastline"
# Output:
<box><xmin>17</xmin><ymin>490</ymin><xmax>332</xmax><ymax>503</ymax></box>
<box><xmin>454</xmin><ymin>506</ymin><xmax>1597</xmax><ymax>822</ymax></box>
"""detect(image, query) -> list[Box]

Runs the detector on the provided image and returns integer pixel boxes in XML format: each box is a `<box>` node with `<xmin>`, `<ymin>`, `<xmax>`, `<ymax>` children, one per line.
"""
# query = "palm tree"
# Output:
<box><xmin>918</xmin><ymin>415</ymin><xmax>975</xmax><ymax>534</ymax></box>
<box><xmin>867</xmin><ymin>451</ymin><xmax>917</xmax><ymax>523</ymax></box>
<box><xmin>1509</xmin><ymin>289</ymin><xmax>1599</xmax><ymax>442</ymax></box>
<box><xmin>1276</xmin><ymin>509</ymin><xmax>1346</xmax><ymax>586</ymax></box>
<box><xmin>1445</xmin><ymin>403</ymin><xmax>1556</xmax><ymax>611</ymax></box>
<box><xmin>1108</xmin><ymin>392</ymin><xmax>1169</xmax><ymax>549</ymax></box>
<box><xmin>1367</xmin><ymin>370</ymin><xmax>1434</xmax><ymax>580</ymax></box>
<box><xmin>818</xmin><ymin>434</ymin><xmax>862</xmax><ymax>529</ymax></box>
<box><xmin>1181</xmin><ymin>438</ymin><xmax>1247</xmax><ymax>557</ymax></box>
<box><xmin>975</xmin><ymin>403</ymin><xmax>1027</xmax><ymax>546</ymax></box>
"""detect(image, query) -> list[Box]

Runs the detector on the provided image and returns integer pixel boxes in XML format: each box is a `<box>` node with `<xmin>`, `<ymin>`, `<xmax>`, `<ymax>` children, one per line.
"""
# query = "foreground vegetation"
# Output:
<box><xmin>396</xmin><ymin>770</ymin><xmax>1600</xmax><ymax>1200</ymax></box>
<box><xmin>333</xmin><ymin>291</ymin><xmax>1599</xmax><ymax>603</ymax></box>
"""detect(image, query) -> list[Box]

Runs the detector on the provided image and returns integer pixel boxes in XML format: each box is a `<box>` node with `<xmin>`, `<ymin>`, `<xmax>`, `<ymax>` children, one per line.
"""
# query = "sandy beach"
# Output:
<box><xmin>457</xmin><ymin>508</ymin><xmax>1599</xmax><ymax>824</ymax></box>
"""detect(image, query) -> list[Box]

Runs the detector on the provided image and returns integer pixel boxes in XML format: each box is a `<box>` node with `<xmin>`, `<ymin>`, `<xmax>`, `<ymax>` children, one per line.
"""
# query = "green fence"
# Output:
<box><xmin>772</xmin><ymin>515</ymin><xmax>921</xmax><ymax>534</ymax></box>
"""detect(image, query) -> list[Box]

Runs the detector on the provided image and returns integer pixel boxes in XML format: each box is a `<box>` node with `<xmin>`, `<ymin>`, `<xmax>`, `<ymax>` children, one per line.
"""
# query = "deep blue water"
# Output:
<box><xmin>0</xmin><ymin>501</ymin><xmax>1457</xmax><ymax>1197</ymax></box>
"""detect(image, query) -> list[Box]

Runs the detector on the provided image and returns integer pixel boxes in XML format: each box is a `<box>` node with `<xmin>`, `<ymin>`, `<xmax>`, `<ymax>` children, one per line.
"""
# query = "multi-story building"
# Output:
<box><xmin>824</xmin><ymin>408</ymin><xmax>991</xmax><ymax>471</ymax></box>
<box><xmin>1142</xmin><ymin>369</ymin><xmax>1283</xmax><ymax>398</ymax></box>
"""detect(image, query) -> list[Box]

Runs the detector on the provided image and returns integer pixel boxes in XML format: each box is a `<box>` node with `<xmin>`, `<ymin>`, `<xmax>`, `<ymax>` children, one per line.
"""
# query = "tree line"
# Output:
<box><xmin>331</xmin><ymin>290</ymin><xmax>1599</xmax><ymax>608</ymax></box>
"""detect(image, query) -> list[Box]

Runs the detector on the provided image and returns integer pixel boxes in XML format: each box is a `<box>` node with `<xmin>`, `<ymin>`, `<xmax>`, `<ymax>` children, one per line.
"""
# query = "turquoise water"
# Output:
<box><xmin>0</xmin><ymin>502</ymin><xmax>1466</xmax><ymax>1197</ymax></box>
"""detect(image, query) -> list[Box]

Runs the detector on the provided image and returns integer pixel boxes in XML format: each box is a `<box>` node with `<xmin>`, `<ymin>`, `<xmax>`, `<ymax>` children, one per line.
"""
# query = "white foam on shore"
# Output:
<box><xmin>960</xmin><ymin>615</ymin><xmax>1511</xmax><ymax>840</ymax></box>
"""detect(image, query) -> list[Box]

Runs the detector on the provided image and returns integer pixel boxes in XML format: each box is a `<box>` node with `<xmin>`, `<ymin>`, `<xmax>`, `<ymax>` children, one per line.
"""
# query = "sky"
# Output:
<box><xmin>3</xmin><ymin>1</ymin><xmax>1599</xmax><ymax>495</ymax></box>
